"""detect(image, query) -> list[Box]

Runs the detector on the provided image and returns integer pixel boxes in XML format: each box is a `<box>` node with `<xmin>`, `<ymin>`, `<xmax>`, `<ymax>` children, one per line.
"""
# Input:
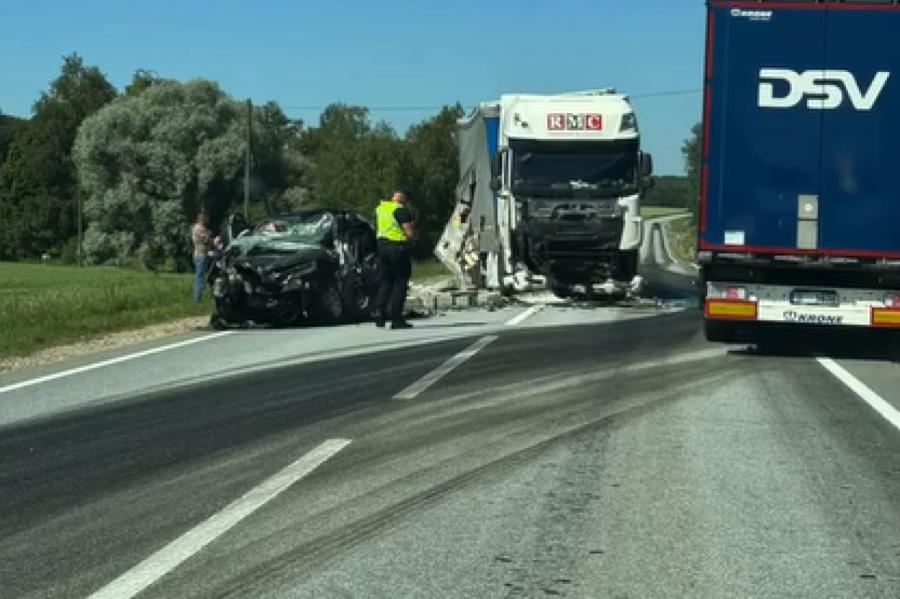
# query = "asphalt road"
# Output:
<box><xmin>2</xmin><ymin>230</ymin><xmax>899</xmax><ymax>597</ymax></box>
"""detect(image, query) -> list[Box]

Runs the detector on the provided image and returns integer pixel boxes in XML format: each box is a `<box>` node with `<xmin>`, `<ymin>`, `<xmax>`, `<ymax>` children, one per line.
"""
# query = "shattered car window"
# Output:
<box><xmin>254</xmin><ymin>213</ymin><xmax>335</xmax><ymax>243</ymax></box>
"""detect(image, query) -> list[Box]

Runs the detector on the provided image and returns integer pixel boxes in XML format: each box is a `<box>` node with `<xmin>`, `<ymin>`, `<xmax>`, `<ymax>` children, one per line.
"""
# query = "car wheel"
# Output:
<box><xmin>274</xmin><ymin>302</ymin><xmax>302</xmax><ymax>327</ymax></box>
<box><xmin>342</xmin><ymin>274</ymin><xmax>372</xmax><ymax>320</ymax></box>
<box><xmin>209</xmin><ymin>314</ymin><xmax>228</xmax><ymax>330</ymax></box>
<box><xmin>314</xmin><ymin>282</ymin><xmax>344</xmax><ymax>324</ymax></box>
<box><xmin>212</xmin><ymin>299</ymin><xmax>240</xmax><ymax>328</ymax></box>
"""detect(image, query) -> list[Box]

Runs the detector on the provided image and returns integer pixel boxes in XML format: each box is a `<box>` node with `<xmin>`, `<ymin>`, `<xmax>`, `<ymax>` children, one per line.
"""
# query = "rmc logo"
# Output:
<box><xmin>758</xmin><ymin>69</ymin><xmax>890</xmax><ymax>111</ymax></box>
<box><xmin>547</xmin><ymin>113</ymin><xmax>603</xmax><ymax>131</ymax></box>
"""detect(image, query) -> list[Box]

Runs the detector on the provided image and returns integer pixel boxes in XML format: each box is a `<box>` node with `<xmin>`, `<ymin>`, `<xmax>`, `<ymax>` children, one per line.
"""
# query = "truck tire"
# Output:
<box><xmin>619</xmin><ymin>249</ymin><xmax>639</xmax><ymax>279</ymax></box>
<box><xmin>494</xmin><ymin>248</ymin><xmax>514</xmax><ymax>297</ymax></box>
<box><xmin>551</xmin><ymin>284</ymin><xmax>572</xmax><ymax>299</ymax></box>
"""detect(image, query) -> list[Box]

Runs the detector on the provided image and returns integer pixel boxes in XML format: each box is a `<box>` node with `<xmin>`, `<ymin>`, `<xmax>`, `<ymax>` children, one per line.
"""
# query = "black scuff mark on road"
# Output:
<box><xmin>212</xmin><ymin>391</ymin><xmax>703</xmax><ymax>598</ymax></box>
<box><xmin>494</xmin><ymin>425</ymin><xmax>617</xmax><ymax>598</ymax></box>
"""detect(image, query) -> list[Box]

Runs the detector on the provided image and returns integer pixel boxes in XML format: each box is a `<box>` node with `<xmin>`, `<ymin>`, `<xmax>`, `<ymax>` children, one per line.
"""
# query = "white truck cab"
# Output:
<box><xmin>437</xmin><ymin>89</ymin><xmax>652</xmax><ymax>298</ymax></box>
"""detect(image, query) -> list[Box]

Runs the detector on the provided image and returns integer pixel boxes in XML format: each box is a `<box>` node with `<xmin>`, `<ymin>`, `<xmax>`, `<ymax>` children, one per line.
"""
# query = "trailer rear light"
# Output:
<box><xmin>872</xmin><ymin>307</ymin><xmax>900</xmax><ymax>328</ymax></box>
<box><xmin>705</xmin><ymin>299</ymin><xmax>757</xmax><ymax>321</ymax></box>
<box><xmin>725</xmin><ymin>286</ymin><xmax>748</xmax><ymax>300</ymax></box>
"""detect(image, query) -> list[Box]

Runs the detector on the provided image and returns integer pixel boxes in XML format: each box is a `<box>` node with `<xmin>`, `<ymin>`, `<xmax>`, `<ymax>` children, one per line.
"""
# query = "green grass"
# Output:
<box><xmin>412</xmin><ymin>260</ymin><xmax>452</xmax><ymax>283</ymax></box>
<box><xmin>641</xmin><ymin>205</ymin><xmax>690</xmax><ymax>219</ymax></box>
<box><xmin>666</xmin><ymin>216</ymin><xmax>698</xmax><ymax>263</ymax></box>
<box><xmin>0</xmin><ymin>262</ymin><xmax>208</xmax><ymax>359</ymax></box>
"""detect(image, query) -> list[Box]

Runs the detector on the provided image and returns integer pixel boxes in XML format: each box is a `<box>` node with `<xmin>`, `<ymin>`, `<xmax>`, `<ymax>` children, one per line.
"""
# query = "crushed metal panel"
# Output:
<box><xmin>435</xmin><ymin>107</ymin><xmax>499</xmax><ymax>288</ymax></box>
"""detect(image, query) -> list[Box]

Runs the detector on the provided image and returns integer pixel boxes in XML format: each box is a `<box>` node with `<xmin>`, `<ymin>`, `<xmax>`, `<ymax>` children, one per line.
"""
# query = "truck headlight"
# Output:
<box><xmin>620</xmin><ymin>113</ymin><xmax>638</xmax><ymax>132</ymax></box>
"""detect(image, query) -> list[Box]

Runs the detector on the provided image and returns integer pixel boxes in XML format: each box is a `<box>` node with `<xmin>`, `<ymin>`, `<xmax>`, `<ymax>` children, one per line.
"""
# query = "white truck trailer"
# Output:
<box><xmin>436</xmin><ymin>90</ymin><xmax>654</xmax><ymax>298</ymax></box>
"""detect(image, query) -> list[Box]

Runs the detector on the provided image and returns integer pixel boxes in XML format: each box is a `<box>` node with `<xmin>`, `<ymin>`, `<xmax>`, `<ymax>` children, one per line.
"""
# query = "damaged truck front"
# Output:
<box><xmin>436</xmin><ymin>90</ymin><xmax>654</xmax><ymax>298</ymax></box>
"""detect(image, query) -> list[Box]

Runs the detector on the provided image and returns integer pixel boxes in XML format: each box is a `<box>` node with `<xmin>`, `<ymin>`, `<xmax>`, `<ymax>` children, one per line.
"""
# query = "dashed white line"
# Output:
<box><xmin>818</xmin><ymin>357</ymin><xmax>900</xmax><ymax>433</ymax></box>
<box><xmin>505</xmin><ymin>304</ymin><xmax>544</xmax><ymax>326</ymax></box>
<box><xmin>394</xmin><ymin>335</ymin><xmax>498</xmax><ymax>400</ymax></box>
<box><xmin>87</xmin><ymin>438</ymin><xmax>351</xmax><ymax>599</ymax></box>
<box><xmin>0</xmin><ymin>332</ymin><xmax>232</xmax><ymax>395</ymax></box>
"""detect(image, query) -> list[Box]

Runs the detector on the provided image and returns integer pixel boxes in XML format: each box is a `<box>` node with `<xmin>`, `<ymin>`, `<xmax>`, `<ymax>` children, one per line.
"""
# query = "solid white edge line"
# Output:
<box><xmin>505</xmin><ymin>304</ymin><xmax>543</xmax><ymax>327</ymax></box>
<box><xmin>817</xmin><ymin>357</ymin><xmax>900</xmax><ymax>432</ymax></box>
<box><xmin>394</xmin><ymin>335</ymin><xmax>498</xmax><ymax>400</ymax></box>
<box><xmin>0</xmin><ymin>332</ymin><xmax>233</xmax><ymax>395</ymax></box>
<box><xmin>87</xmin><ymin>438</ymin><xmax>351</xmax><ymax>599</ymax></box>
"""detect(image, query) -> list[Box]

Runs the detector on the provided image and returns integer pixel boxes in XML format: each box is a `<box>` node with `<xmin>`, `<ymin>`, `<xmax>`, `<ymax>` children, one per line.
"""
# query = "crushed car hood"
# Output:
<box><xmin>227</xmin><ymin>234</ymin><xmax>335</xmax><ymax>273</ymax></box>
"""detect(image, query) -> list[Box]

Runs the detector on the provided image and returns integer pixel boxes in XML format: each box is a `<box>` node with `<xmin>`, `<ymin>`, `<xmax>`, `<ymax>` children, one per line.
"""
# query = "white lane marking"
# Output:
<box><xmin>88</xmin><ymin>438</ymin><xmax>351</xmax><ymax>599</ymax></box>
<box><xmin>817</xmin><ymin>358</ymin><xmax>900</xmax><ymax>432</ymax></box>
<box><xmin>0</xmin><ymin>332</ymin><xmax>232</xmax><ymax>395</ymax></box>
<box><xmin>506</xmin><ymin>304</ymin><xmax>544</xmax><ymax>327</ymax></box>
<box><xmin>394</xmin><ymin>335</ymin><xmax>498</xmax><ymax>400</ymax></box>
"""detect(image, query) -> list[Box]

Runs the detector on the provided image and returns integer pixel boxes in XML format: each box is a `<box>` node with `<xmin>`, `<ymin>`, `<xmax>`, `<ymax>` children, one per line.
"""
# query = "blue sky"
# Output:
<box><xmin>0</xmin><ymin>0</ymin><xmax>705</xmax><ymax>175</ymax></box>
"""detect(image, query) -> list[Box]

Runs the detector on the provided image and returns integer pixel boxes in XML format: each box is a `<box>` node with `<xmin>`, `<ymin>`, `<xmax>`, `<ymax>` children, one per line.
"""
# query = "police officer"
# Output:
<box><xmin>374</xmin><ymin>191</ymin><xmax>414</xmax><ymax>329</ymax></box>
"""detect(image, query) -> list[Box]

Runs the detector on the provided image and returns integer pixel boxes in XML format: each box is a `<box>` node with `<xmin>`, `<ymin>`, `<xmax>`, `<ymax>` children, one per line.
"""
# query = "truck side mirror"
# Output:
<box><xmin>640</xmin><ymin>152</ymin><xmax>654</xmax><ymax>190</ymax></box>
<box><xmin>640</xmin><ymin>152</ymin><xmax>653</xmax><ymax>177</ymax></box>
<box><xmin>490</xmin><ymin>152</ymin><xmax>504</xmax><ymax>192</ymax></box>
<box><xmin>490</xmin><ymin>153</ymin><xmax>502</xmax><ymax>178</ymax></box>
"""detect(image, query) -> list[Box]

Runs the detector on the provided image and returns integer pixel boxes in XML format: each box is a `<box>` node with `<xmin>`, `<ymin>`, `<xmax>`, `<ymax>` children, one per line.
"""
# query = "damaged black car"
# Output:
<box><xmin>207</xmin><ymin>210</ymin><xmax>379</xmax><ymax>328</ymax></box>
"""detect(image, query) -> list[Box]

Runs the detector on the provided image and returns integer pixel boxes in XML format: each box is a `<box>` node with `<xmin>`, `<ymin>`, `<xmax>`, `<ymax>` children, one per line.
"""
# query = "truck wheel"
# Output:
<box><xmin>703</xmin><ymin>319</ymin><xmax>736</xmax><ymax>343</ymax></box>
<box><xmin>619</xmin><ymin>250</ymin><xmax>639</xmax><ymax>279</ymax></box>
<box><xmin>469</xmin><ymin>257</ymin><xmax>486</xmax><ymax>289</ymax></box>
<box><xmin>551</xmin><ymin>284</ymin><xmax>572</xmax><ymax>299</ymax></box>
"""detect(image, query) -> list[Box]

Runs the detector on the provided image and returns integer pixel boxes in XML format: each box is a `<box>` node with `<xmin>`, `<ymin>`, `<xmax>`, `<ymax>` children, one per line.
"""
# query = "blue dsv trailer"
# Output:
<box><xmin>700</xmin><ymin>0</ymin><xmax>900</xmax><ymax>341</ymax></box>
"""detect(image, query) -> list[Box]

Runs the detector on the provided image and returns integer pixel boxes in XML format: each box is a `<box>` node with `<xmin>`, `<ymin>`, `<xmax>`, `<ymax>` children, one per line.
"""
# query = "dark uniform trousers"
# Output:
<box><xmin>375</xmin><ymin>239</ymin><xmax>412</xmax><ymax>322</ymax></box>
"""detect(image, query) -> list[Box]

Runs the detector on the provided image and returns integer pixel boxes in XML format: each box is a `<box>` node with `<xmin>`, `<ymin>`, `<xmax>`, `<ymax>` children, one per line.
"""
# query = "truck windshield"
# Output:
<box><xmin>510</xmin><ymin>140</ymin><xmax>638</xmax><ymax>197</ymax></box>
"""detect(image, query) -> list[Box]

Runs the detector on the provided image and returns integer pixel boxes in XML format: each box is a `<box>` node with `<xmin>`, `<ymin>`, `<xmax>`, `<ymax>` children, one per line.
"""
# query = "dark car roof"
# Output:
<box><xmin>268</xmin><ymin>209</ymin><xmax>373</xmax><ymax>229</ymax></box>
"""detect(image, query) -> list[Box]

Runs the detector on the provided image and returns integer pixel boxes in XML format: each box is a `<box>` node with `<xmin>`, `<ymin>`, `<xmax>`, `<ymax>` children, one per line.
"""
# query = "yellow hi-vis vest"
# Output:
<box><xmin>376</xmin><ymin>200</ymin><xmax>406</xmax><ymax>242</ymax></box>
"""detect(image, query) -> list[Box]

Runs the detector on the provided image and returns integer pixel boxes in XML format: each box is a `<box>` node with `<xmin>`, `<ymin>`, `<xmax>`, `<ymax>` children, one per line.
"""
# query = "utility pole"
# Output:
<box><xmin>244</xmin><ymin>98</ymin><xmax>252</xmax><ymax>220</ymax></box>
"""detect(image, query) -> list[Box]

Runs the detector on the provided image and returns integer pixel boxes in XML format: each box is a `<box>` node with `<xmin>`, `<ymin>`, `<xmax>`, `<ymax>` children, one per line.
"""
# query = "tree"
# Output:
<box><xmin>0</xmin><ymin>112</ymin><xmax>27</xmax><ymax>259</ymax></box>
<box><xmin>124</xmin><ymin>69</ymin><xmax>160</xmax><ymax>97</ymax></box>
<box><xmin>250</xmin><ymin>101</ymin><xmax>309</xmax><ymax>215</ymax></box>
<box><xmin>682</xmin><ymin>122</ymin><xmax>702</xmax><ymax>217</ymax></box>
<box><xmin>297</xmin><ymin>103</ymin><xmax>464</xmax><ymax>258</ymax></box>
<box><xmin>74</xmin><ymin>79</ymin><xmax>307</xmax><ymax>269</ymax></box>
<box><xmin>0</xmin><ymin>54</ymin><xmax>116</xmax><ymax>259</ymax></box>
<box><xmin>0</xmin><ymin>112</ymin><xmax>25</xmax><ymax>164</ymax></box>
<box><xmin>299</xmin><ymin>103</ymin><xmax>405</xmax><ymax>216</ymax></box>
<box><xmin>399</xmin><ymin>104</ymin><xmax>464</xmax><ymax>258</ymax></box>
<box><xmin>643</xmin><ymin>175</ymin><xmax>692</xmax><ymax>209</ymax></box>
